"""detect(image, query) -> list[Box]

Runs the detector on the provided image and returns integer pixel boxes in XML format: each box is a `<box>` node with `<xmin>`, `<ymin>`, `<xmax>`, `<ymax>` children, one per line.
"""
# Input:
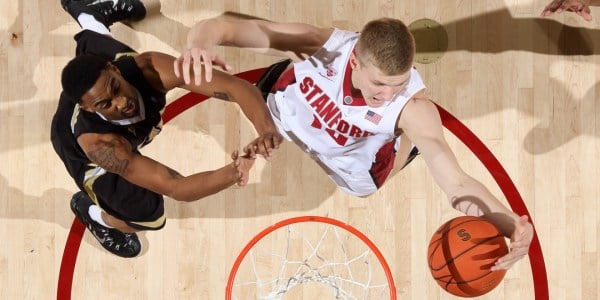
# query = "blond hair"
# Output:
<box><xmin>355</xmin><ymin>18</ymin><xmax>415</xmax><ymax>75</ymax></box>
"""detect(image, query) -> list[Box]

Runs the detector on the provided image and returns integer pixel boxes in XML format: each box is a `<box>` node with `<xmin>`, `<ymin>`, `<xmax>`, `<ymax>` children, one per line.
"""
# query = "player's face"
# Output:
<box><xmin>351</xmin><ymin>54</ymin><xmax>411</xmax><ymax>108</ymax></box>
<box><xmin>79</xmin><ymin>64</ymin><xmax>140</xmax><ymax>120</ymax></box>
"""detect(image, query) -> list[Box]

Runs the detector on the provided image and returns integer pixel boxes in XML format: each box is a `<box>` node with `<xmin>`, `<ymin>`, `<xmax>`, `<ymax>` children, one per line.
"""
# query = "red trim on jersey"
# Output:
<box><xmin>271</xmin><ymin>66</ymin><xmax>296</xmax><ymax>92</ymax></box>
<box><xmin>342</xmin><ymin>52</ymin><xmax>367</xmax><ymax>106</ymax></box>
<box><xmin>369</xmin><ymin>140</ymin><xmax>396</xmax><ymax>187</ymax></box>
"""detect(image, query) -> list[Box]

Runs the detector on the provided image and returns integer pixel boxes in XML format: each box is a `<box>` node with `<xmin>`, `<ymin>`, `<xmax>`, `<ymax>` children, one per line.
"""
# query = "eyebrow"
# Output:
<box><xmin>374</xmin><ymin>78</ymin><xmax>409</xmax><ymax>86</ymax></box>
<box><xmin>105</xmin><ymin>76</ymin><xmax>117</xmax><ymax>93</ymax></box>
<box><xmin>92</xmin><ymin>76</ymin><xmax>116</xmax><ymax>107</ymax></box>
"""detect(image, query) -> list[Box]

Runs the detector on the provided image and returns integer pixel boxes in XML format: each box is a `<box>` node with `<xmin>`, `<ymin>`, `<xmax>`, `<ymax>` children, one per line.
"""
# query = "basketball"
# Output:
<box><xmin>427</xmin><ymin>216</ymin><xmax>508</xmax><ymax>297</ymax></box>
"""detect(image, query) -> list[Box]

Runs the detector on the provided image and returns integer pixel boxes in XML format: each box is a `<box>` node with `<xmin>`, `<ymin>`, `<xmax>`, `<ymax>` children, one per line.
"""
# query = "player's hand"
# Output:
<box><xmin>243</xmin><ymin>132</ymin><xmax>284</xmax><ymax>161</ymax></box>
<box><xmin>492</xmin><ymin>215</ymin><xmax>533</xmax><ymax>271</ymax></box>
<box><xmin>230</xmin><ymin>150</ymin><xmax>255</xmax><ymax>186</ymax></box>
<box><xmin>173</xmin><ymin>47</ymin><xmax>233</xmax><ymax>86</ymax></box>
<box><xmin>541</xmin><ymin>0</ymin><xmax>593</xmax><ymax>21</ymax></box>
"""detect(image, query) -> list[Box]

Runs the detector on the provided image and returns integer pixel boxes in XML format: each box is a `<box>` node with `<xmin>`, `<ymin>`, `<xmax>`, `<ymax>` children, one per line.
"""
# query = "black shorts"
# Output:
<box><xmin>82</xmin><ymin>165</ymin><xmax>165</xmax><ymax>231</ymax></box>
<box><xmin>72</xmin><ymin>30</ymin><xmax>165</xmax><ymax>230</ymax></box>
<box><xmin>255</xmin><ymin>59</ymin><xmax>292</xmax><ymax>101</ymax></box>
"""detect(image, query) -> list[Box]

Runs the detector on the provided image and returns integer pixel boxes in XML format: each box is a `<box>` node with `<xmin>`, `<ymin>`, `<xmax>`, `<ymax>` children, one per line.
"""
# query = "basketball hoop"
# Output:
<box><xmin>226</xmin><ymin>216</ymin><xmax>396</xmax><ymax>299</ymax></box>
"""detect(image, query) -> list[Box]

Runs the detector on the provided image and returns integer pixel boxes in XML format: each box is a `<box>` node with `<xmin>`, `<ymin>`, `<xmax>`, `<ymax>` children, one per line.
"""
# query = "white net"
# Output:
<box><xmin>229</xmin><ymin>219</ymin><xmax>393</xmax><ymax>299</ymax></box>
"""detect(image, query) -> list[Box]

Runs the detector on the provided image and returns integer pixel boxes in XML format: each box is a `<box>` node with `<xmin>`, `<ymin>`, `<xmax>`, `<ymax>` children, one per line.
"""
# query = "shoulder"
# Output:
<box><xmin>133</xmin><ymin>52</ymin><xmax>174</xmax><ymax>93</ymax></box>
<box><xmin>133</xmin><ymin>52</ymin><xmax>159</xmax><ymax>72</ymax></box>
<box><xmin>397</xmin><ymin>96</ymin><xmax>443</xmax><ymax>137</ymax></box>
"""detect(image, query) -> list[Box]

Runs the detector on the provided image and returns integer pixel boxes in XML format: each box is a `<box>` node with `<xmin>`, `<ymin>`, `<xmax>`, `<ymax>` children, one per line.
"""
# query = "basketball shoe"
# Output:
<box><xmin>61</xmin><ymin>0</ymin><xmax>146</xmax><ymax>28</ymax></box>
<box><xmin>70</xmin><ymin>191</ymin><xmax>142</xmax><ymax>258</ymax></box>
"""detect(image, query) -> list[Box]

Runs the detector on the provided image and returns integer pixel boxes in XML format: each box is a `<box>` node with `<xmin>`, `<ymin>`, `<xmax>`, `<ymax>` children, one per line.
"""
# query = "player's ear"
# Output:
<box><xmin>78</xmin><ymin>95</ymin><xmax>95</xmax><ymax>112</ymax></box>
<box><xmin>349</xmin><ymin>51</ymin><xmax>359</xmax><ymax>70</ymax></box>
<box><xmin>107</xmin><ymin>62</ymin><xmax>121</xmax><ymax>75</ymax></box>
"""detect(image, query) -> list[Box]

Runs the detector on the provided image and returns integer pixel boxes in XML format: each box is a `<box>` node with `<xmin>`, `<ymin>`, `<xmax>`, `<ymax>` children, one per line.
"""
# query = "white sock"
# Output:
<box><xmin>77</xmin><ymin>13</ymin><xmax>111</xmax><ymax>35</ymax></box>
<box><xmin>88</xmin><ymin>204</ymin><xmax>114</xmax><ymax>228</ymax></box>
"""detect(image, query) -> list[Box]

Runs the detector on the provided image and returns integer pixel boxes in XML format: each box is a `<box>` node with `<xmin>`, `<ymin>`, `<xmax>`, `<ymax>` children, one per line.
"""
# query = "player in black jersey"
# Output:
<box><xmin>51</xmin><ymin>0</ymin><xmax>282</xmax><ymax>258</ymax></box>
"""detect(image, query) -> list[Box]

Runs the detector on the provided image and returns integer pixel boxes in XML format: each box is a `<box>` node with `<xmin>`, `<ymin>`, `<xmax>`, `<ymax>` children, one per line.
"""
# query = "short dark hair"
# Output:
<box><xmin>356</xmin><ymin>18</ymin><xmax>415</xmax><ymax>75</ymax></box>
<box><xmin>61</xmin><ymin>54</ymin><xmax>110</xmax><ymax>102</ymax></box>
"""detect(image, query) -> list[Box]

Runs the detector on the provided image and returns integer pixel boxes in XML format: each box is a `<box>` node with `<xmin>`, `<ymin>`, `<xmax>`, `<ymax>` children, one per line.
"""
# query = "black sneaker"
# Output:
<box><xmin>61</xmin><ymin>0</ymin><xmax>146</xmax><ymax>28</ymax></box>
<box><xmin>70</xmin><ymin>191</ymin><xmax>142</xmax><ymax>258</ymax></box>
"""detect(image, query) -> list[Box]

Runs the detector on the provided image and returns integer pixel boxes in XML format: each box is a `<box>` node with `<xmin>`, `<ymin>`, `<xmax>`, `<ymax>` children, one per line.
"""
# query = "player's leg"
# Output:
<box><xmin>72</xmin><ymin>167</ymin><xmax>166</xmax><ymax>258</ymax></box>
<box><xmin>70</xmin><ymin>191</ymin><xmax>143</xmax><ymax>258</ymax></box>
<box><xmin>86</xmin><ymin>170</ymin><xmax>166</xmax><ymax>234</ymax></box>
<box><xmin>59</xmin><ymin>0</ymin><xmax>146</xmax><ymax>59</ymax></box>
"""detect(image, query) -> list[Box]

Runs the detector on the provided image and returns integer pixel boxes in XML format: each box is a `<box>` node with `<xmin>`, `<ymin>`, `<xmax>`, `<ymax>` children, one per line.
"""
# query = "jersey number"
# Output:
<box><xmin>311</xmin><ymin>116</ymin><xmax>348</xmax><ymax>146</ymax></box>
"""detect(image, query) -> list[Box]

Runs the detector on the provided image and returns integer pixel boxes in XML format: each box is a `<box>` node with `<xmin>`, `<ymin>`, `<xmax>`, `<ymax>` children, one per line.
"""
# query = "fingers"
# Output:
<box><xmin>173</xmin><ymin>52</ymin><xmax>192</xmax><ymax>83</ymax></box>
<box><xmin>550</xmin><ymin>0</ymin><xmax>565</xmax><ymax>11</ymax></box>
<box><xmin>258</xmin><ymin>133</ymin><xmax>284</xmax><ymax>160</ymax></box>
<box><xmin>186</xmin><ymin>48</ymin><xmax>209</xmax><ymax>86</ymax></box>
<box><xmin>579</xmin><ymin>8</ymin><xmax>593</xmax><ymax>21</ymax></box>
<box><xmin>541</xmin><ymin>0</ymin><xmax>593</xmax><ymax>20</ymax></box>
<box><xmin>243</xmin><ymin>144</ymin><xmax>258</xmax><ymax>159</ymax></box>
<box><xmin>493</xmin><ymin>239</ymin><xmax>530</xmax><ymax>270</ymax></box>
<box><xmin>492</xmin><ymin>215</ymin><xmax>533</xmax><ymax>271</ymax></box>
<box><xmin>492</xmin><ymin>247</ymin><xmax>528</xmax><ymax>271</ymax></box>
<box><xmin>173</xmin><ymin>56</ymin><xmax>183</xmax><ymax>78</ymax></box>
<box><xmin>181</xmin><ymin>50</ymin><xmax>192</xmax><ymax>85</ymax></box>
<box><xmin>213</xmin><ymin>57</ymin><xmax>234</xmax><ymax>72</ymax></box>
<box><xmin>175</xmin><ymin>48</ymin><xmax>223</xmax><ymax>86</ymax></box>
<box><xmin>234</xmin><ymin>156</ymin><xmax>255</xmax><ymax>186</ymax></box>
<box><xmin>257</xmin><ymin>138</ymin><xmax>274</xmax><ymax>160</ymax></box>
<box><xmin>236</xmin><ymin>169</ymin><xmax>248</xmax><ymax>186</ymax></box>
<box><xmin>541</xmin><ymin>0</ymin><xmax>567</xmax><ymax>17</ymax></box>
<box><xmin>243</xmin><ymin>134</ymin><xmax>281</xmax><ymax>160</ymax></box>
<box><xmin>192</xmin><ymin>48</ymin><xmax>214</xmax><ymax>84</ymax></box>
<box><xmin>541</xmin><ymin>0</ymin><xmax>563</xmax><ymax>16</ymax></box>
<box><xmin>519</xmin><ymin>214</ymin><xmax>530</xmax><ymax>224</ymax></box>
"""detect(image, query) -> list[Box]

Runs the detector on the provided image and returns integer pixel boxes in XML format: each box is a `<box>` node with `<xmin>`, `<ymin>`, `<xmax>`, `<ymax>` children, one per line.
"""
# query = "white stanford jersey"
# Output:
<box><xmin>267</xmin><ymin>29</ymin><xmax>426</xmax><ymax>196</ymax></box>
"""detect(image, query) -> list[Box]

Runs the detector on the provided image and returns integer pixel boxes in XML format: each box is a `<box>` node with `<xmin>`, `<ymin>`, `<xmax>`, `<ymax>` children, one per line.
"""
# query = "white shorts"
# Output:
<box><xmin>312</xmin><ymin>154</ymin><xmax>378</xmax><ymax>197</ymax></box>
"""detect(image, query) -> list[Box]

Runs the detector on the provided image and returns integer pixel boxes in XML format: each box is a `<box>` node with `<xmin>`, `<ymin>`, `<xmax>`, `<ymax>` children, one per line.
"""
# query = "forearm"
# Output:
<box><xmin>168</xmin><ymin>162</ymin><xmax>239</xmax><ymax>202</ymax></box>
<box><xmin>448</xmin><ymin>176</ymin><xmax>519</xmax><ymax>237</ymax></box>
<box><xmin>187</xmin><ymin>19</ymin><xmax>267</xmax><ymax>49</ymax></box>
<box><xmin>120</xmin><ymin>154</ymin><xmax>238</xmax><ymax>202</ymax></box>
<box><xmin>187</xmin><ymin>18</ymin><xmax>328</xmax><ymax>57</ymax></box>
<box><xmin>228</xmin><ymin>78</ymin><xmax>278</xmax><ymax>135</ymax></box>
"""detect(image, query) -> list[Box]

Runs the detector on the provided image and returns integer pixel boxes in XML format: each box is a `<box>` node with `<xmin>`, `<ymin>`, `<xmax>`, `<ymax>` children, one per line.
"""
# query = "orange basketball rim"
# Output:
<box><xmin>226</xmin><ymin>216</ymin><xmax>397</xmax><ymax>299</ymax></box>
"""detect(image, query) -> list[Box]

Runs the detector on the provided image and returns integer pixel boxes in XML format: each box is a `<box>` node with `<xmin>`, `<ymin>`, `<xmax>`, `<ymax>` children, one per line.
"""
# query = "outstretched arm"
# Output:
<box><xmin>139</xmin><ymin>51</ymin><xmax>283</xmax><ymax>159</ymax></box>
<box><xmin>175</xmin><ymin>18</ymin><xmax>333</xmax><ymax>85</ymax></box>
<box><xmin>399</xmin><ymin>96</ymin><xmax>534</xmax><ymax>271</ymax></box>
<box><xmin>77</xmin><ymin>133</ymin><xmax>253</xmax><ymax>202</ymax></box>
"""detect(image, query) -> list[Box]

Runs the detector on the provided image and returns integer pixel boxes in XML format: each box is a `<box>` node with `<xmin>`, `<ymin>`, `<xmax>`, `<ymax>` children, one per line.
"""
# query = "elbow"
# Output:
<box><xmin>172</xmin><ymin>196</ymin><xmax>196</xmax><ymax>203</ymax></box>
<box><xmin>167</xmin><ymin>189</ymin><xmax>198</xmax><ymax>203</ymax></box>
<box><xmin>190</xmin><ymin>19</ymin><xmax>226</xmax><ymax>44</ymax></box>
<box><xmin>168</xmin><ymin>189</ymin><xmax>214</xmax><ymax>203</ymax></box>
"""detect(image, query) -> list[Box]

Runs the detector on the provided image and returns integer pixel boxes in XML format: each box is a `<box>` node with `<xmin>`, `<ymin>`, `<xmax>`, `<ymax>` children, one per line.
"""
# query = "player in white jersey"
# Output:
<box><xmin>175</xmin><ymin>17</ymin><xmax>533</xmax><ymax>271</ymax></box>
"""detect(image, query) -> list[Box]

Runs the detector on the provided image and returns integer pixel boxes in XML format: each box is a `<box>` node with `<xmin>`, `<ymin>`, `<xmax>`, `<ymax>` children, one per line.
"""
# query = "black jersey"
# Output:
<box><xmin>51</xmin><ymin>55</ymin><xmax>166</xmax><ymax>188</ymax></box>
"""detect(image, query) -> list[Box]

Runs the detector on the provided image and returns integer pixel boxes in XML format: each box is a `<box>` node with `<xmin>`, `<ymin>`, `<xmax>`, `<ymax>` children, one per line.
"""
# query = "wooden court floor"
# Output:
<box><xmin>1</xmin><ymin>0</ymin><xmax>599</xmax><ymax>299</ymax></box>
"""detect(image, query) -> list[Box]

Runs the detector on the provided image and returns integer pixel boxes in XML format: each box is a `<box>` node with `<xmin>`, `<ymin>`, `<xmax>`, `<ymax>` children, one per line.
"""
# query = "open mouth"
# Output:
<box><xmin>370</xmin><ymin>97</ymin><xmax>387</xmax><ymax>105</ymax></box>
<box><xmin>122</xmin><ymin>100</ymin><xmax>135</xmax><ymax>115</ymax></box>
